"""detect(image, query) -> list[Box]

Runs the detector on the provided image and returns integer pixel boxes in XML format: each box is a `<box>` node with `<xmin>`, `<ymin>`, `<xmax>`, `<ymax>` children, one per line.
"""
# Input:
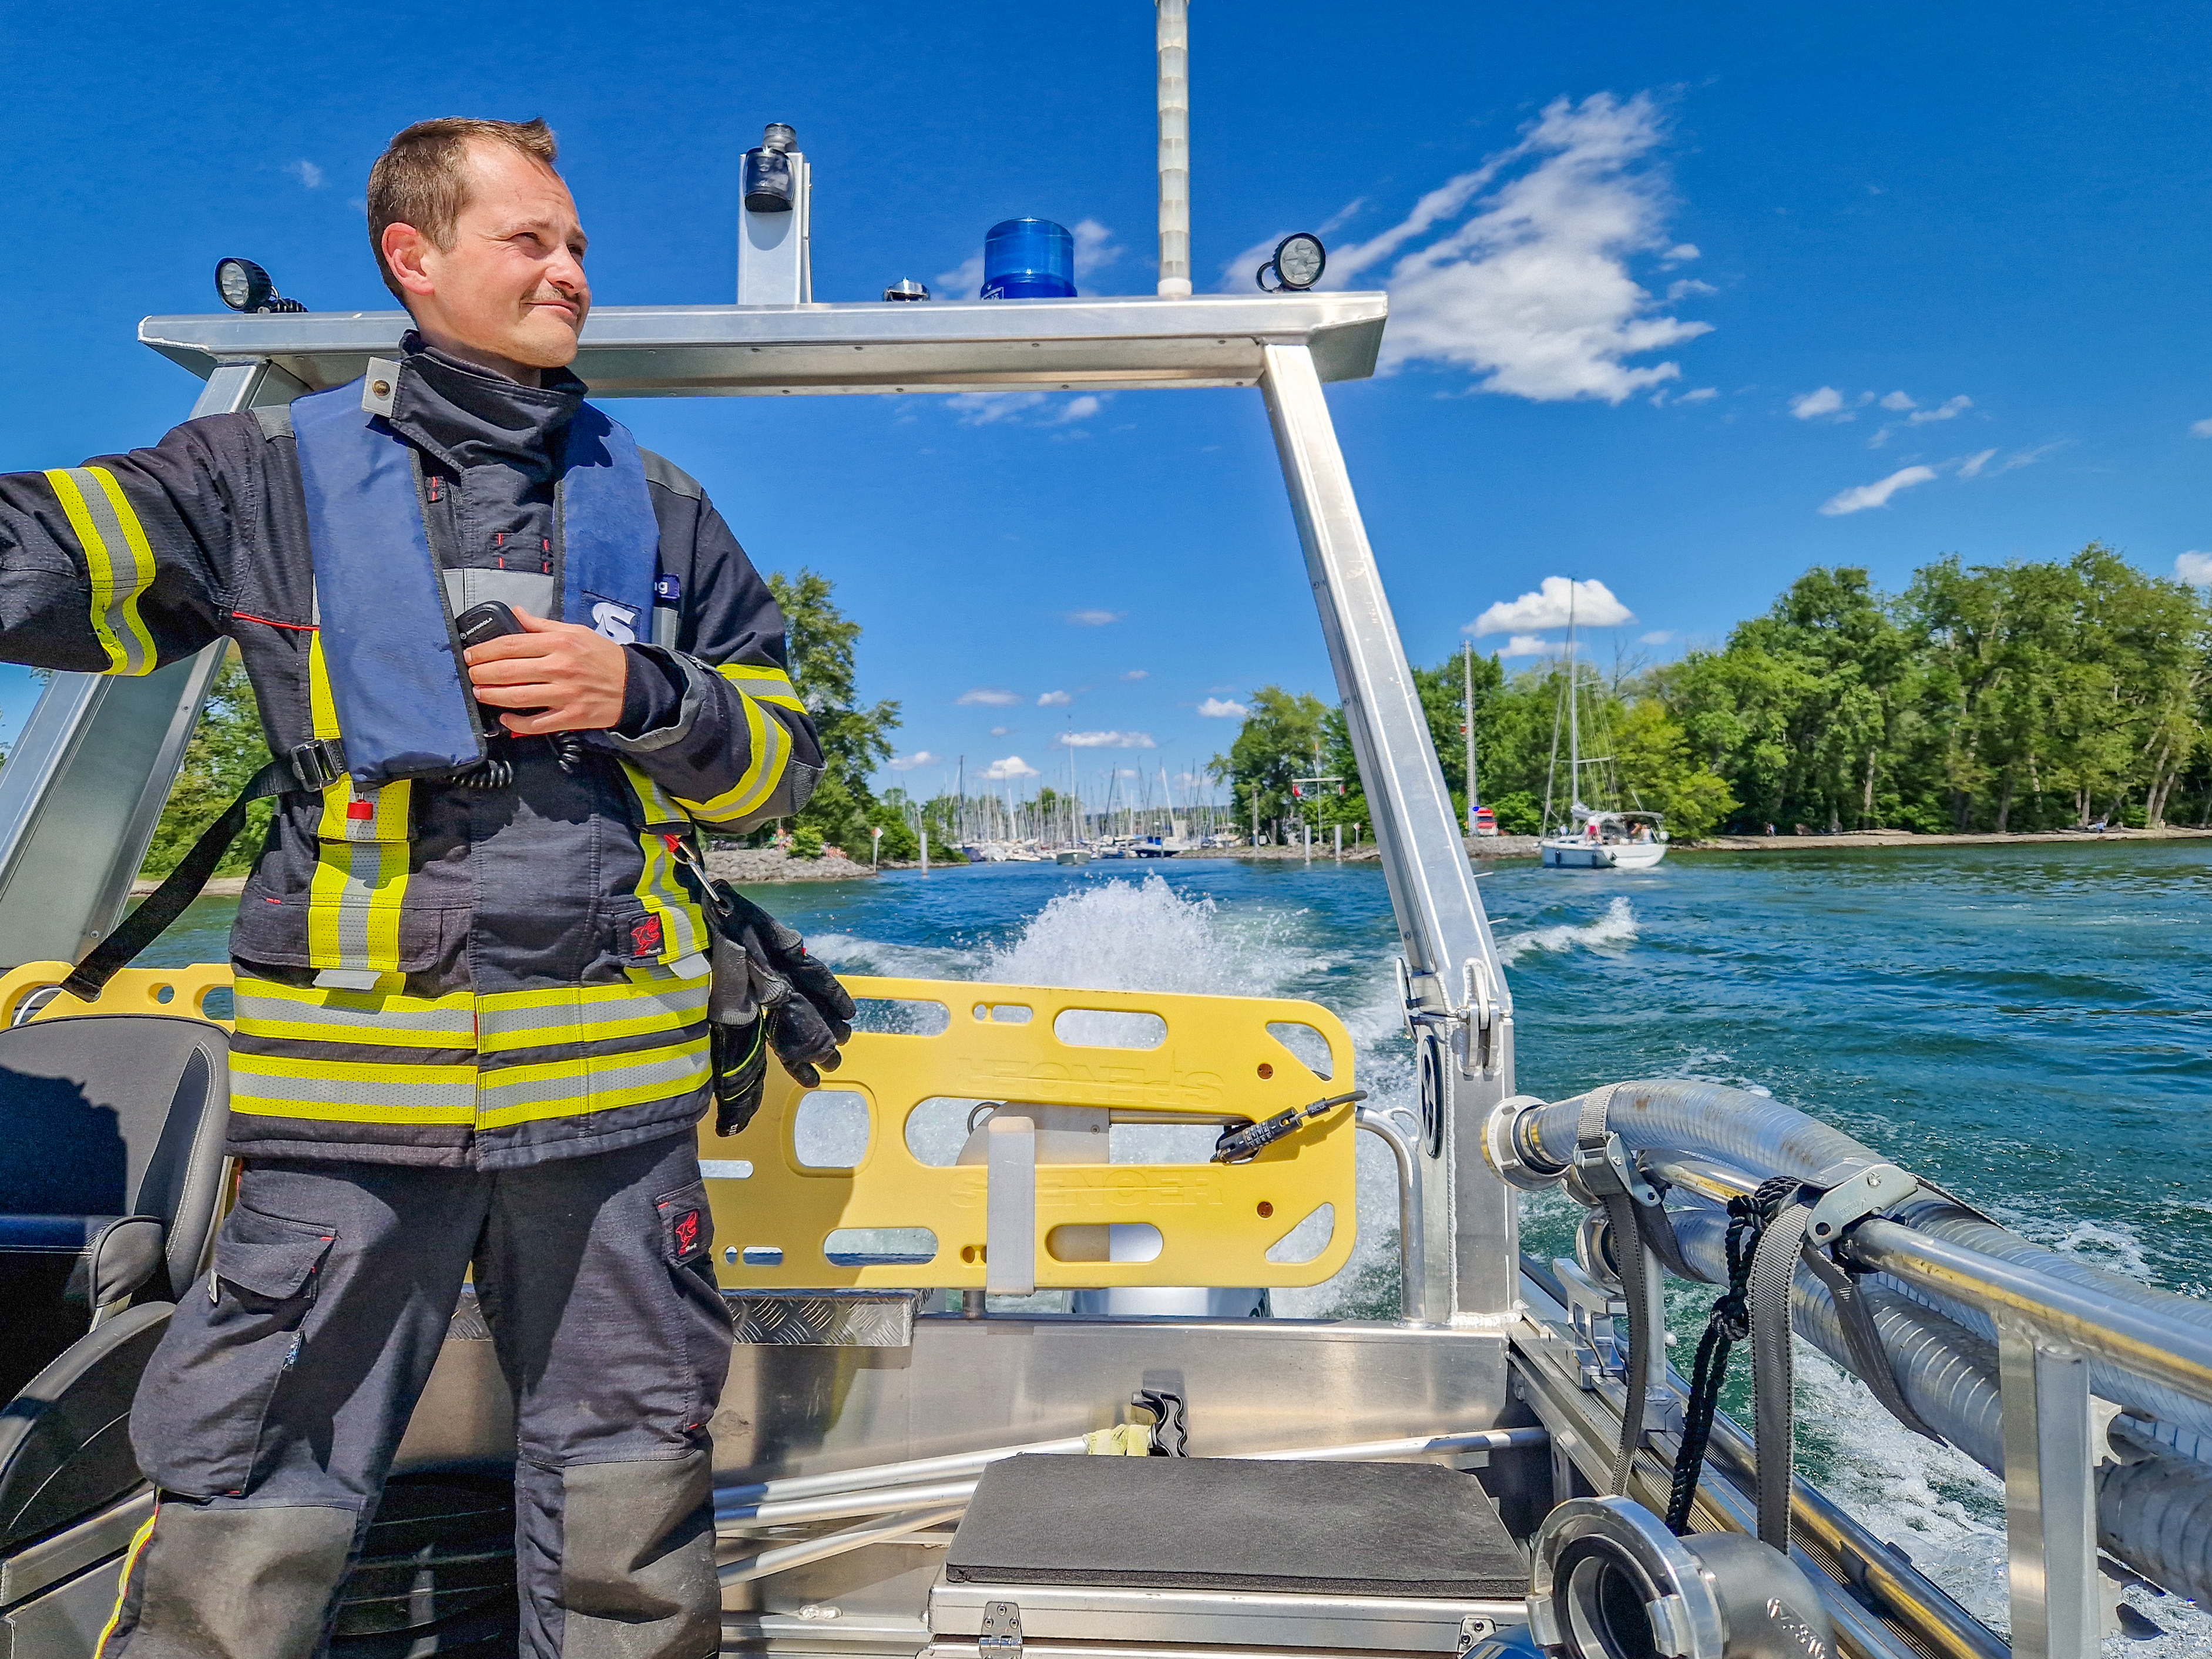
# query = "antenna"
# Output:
<box><xmin>1156</xmin><ymin>1</ymin><xmax>1191</xmax><ymax>297</ymax></box>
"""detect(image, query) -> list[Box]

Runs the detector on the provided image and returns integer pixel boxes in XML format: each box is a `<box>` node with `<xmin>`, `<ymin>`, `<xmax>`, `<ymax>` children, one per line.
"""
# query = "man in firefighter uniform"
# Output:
<box><xmin>0</xmin><ymin>117</ymin><xmax>844</xmax><ymax>1658</ymax></box>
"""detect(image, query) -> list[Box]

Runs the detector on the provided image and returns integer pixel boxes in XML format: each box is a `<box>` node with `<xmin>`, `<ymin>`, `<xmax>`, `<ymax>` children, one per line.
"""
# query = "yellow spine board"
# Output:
<box><xmin>696</xmin><ymin>975</ymin><xmax>1359</xmax><ymax>1291</ymax></box>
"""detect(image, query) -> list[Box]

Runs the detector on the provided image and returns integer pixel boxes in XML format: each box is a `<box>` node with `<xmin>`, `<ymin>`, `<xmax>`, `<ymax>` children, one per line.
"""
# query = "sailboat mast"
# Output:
<box><xmin>1462</xmin><ymin>640</ymin><xmax>1478</xmax><ymax>833</ymax></box>
<box><xmin>1565</xmin><ymin>583</ymin><xmax>1580</xmax><ymax>816</ymax></box>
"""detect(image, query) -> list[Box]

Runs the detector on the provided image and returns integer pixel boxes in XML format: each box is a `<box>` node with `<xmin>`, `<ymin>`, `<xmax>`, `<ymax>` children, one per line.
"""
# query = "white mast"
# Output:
<box><xmin>1565</xmin><ymin>582</ymin><xmax>1582</xmax><ymax>821</ymax></box>
<box><xmin>1156</xmin><ymin>0</ymin><xmax>1191</xmax><ymax>297</ymax></box>
<box><xmin>1462</xmin><ymin>640</ymin><xmax>1478</xmax><ymax>834</ymax></box>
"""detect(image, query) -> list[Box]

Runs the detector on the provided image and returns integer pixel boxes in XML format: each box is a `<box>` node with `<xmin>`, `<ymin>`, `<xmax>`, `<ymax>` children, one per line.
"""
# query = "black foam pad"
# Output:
<box><xmin>945</xmin><ymin>1455</ymin><xmax>1525</xmax><ymax>1598</ymax></box>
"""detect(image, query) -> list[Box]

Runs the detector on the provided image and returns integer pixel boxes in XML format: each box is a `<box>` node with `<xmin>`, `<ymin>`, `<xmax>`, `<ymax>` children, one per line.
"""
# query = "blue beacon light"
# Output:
<box><xmin>980</xmin><ymin>219</ymin><xmax>1076</xmax><ymax>299</ymax></box>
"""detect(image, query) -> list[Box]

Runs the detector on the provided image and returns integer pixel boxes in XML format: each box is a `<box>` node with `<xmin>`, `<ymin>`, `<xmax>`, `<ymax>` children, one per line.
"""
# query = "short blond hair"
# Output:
<box><xmin>366</xmin><ymin>117</ymin><xmax>560</xmax><ymax>301</ymax></box>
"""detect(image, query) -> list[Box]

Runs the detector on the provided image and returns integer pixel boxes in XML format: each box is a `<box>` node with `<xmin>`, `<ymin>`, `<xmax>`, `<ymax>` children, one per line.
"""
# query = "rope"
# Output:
<box><xmin>1664</xmin><ymin>1181</ymin><xmax>1783</xmax><ymax>1534</ymax></box>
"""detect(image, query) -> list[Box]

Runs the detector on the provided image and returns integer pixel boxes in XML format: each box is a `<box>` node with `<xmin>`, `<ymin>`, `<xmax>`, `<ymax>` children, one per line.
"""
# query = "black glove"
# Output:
<box><xmin>710</xmin><ymin>1016</ymin><xmax>770</xmax><ymax>1137</ymax></box>
<box><xmin>709</xmin><ymin>882</ymin><xmax>855</xmax><ymax>1089</ymax></box>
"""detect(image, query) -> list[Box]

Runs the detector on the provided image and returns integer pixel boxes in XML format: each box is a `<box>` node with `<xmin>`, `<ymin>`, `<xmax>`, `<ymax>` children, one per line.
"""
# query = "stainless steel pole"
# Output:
<box><xmin>1258</xmin><ymin>343</ymin><xmax>1516</xmax><ymax>1318</ymax></box>
<box><xmin>1154</xmin><ymin>0</ymin><xmax>1191</xmax><ymax>298</ymax></box>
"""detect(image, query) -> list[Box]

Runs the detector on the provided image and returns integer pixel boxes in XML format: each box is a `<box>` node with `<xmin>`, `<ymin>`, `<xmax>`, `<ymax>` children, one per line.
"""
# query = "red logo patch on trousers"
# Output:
<box><xmin>630</xmin><ymin>915</ymin><xmax>664</xmax><ymax>959</ymax></box>
<box><xmin>674</xmin><ymin>1210</ymin><xmax>701</xmax><ymax>1254</ymax></box>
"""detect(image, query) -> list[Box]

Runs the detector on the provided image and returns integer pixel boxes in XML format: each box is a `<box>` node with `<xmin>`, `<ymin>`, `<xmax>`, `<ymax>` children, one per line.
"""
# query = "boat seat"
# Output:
<box><xmin>0</xmin><ymin>1015</ymin><xmax>231</xmax><ymax>1553</ymax></box>
<box><xmin>944</xmin><ymin>1454</ymin><xmax>1526</xmax><ymax>1599</ymax></box>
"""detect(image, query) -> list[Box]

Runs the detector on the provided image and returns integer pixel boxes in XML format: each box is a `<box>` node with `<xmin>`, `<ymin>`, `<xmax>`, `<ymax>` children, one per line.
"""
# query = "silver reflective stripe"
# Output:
<box><xmin>440</xmin><ymin>568</ymin><xmax>558</xmax><ymax>620</ymax></box>
<box><xmin>234</xmin><ymin>985</ymin><xmax>477</xmax><ymax>1040</ymax></box>
<box><xmin>476</xmin><ymin>1046</ymin><xmax>706</xmax><ymax>1113</ymax></box>
<box><xmin>478</xmin><ymin>980</ymin><xmax>709</xmax><ymax>1045</ymax></box>
<box><xmin>53</xmin><ymin>469</ymin><xmax>156</xmax><ymax>676</ymax></box>
<box><xmin>227</xmin><ymin>1064</ymin><xmax>478</xmax><ymax>1114</ymax></box>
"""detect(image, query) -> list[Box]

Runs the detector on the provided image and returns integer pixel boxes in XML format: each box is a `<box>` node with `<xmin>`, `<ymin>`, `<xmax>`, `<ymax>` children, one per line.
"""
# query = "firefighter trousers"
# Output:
<box><xmin>103</xmin><ymin>1131</ymin><xmax>733</xmax><ymax>1659</ymax></box>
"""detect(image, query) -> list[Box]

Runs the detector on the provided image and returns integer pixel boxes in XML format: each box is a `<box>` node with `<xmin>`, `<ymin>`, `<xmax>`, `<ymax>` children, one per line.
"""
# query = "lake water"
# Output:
<box><xmin>146</xmin><ymin>841</ymin><xmax>2212</xmax><ymax>1647</ymax></box>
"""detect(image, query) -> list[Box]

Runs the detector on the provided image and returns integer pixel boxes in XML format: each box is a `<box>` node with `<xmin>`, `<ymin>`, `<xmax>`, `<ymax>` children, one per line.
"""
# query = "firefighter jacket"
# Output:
<box><xmin>0</xmin><ymin>337</ymin><xmax>822</xmax><ymax>1170</ymax></box>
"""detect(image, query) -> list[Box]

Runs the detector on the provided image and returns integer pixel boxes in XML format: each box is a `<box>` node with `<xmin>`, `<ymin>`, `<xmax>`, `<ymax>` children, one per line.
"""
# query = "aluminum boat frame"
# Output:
<box><xmin>0</xmin><ymin>290</ymin><xmax>2205</xmax><ymax>1659</ymax></box>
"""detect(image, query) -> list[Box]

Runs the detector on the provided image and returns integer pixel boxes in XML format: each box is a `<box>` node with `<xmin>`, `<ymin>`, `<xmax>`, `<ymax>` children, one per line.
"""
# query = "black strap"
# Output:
<box><xmin>1576</xmin><ymin>1086</ymin><xmax>1652</xmax><ymax>1497</ymax></box>
<box><xmin>1666</xmin><ymin>1189</ymin><xmax>1769</xmax><ymax>1534</ymax></box>
<box><xmin>62</xmin><ymin>741</ymin><xmax>344</xmax><ymax>1002</ymax></box>
<box><xmin>1748</xmin><ymin>1176</ymin><xmax>1813</xmax><ymax>1551</ymax></box>
<box><xmin>1800</xmin><ymin>1240</ymin><xmax>1942</xmax><ymax>1442</ymax></box>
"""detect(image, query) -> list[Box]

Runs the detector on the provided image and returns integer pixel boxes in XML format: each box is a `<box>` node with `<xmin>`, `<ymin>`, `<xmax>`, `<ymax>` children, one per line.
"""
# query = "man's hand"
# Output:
<box><xmin>464</xmin><ymin>606</ymin><xmax>628</xmax><ymax>734</ymax></box>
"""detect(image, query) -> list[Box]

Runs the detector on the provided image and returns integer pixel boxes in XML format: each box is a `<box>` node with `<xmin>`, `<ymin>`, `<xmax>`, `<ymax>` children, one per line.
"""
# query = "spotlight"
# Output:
<box><xmin>1256</xmin><ymin>232</ymin><xmax>1327</xmax><ymax>293</ymax></box>
<box><xmin>884</xmin><ymin>279</ymin><xmax>931</xmax><ymax>301</ymax></box>
<box><xmin>214</xmin><ymin>258</ymin><xmax>306</xmax><ymax>314</ymax></box>
<box><xmin>742</xmin><ymin>123</ymin><xmax>798</xmax><ymax>213</ymax></box>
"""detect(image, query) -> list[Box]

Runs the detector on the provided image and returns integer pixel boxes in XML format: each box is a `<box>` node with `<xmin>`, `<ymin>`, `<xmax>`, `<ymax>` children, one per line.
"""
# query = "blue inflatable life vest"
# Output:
<box><xmin>290</xmin><ymin>376</ymin><xmax>660</xmax><ymax>787</ymax></box>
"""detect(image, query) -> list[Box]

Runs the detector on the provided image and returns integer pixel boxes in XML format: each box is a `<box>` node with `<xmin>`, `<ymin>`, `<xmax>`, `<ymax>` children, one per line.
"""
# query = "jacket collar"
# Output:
<box><xmin>385</xmin><ymin>329</ymin><xmax>588</xmax><ymax>475</ymax></box>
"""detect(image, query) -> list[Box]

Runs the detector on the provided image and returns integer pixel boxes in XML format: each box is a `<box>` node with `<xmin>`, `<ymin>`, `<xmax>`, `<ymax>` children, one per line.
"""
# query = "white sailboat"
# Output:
<box><xmin>1539</xmin><ymin>585</ymin><xmax>1667</xmax><ymax>869</ymax></box>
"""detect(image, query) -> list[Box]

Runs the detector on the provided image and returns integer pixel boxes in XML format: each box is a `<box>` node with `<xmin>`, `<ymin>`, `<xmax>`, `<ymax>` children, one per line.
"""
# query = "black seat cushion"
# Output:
<box><xmin>945</xmin><ymin>1455</ymin><xmax>1526</xmax><ymax>1598</ymax></box>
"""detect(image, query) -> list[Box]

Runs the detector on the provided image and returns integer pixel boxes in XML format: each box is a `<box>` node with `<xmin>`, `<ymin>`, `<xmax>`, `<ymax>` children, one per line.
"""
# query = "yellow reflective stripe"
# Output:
<box><xmin>233</xmin><ymin>976</ymin><xmax>475</xmax><ymax>1049</ymax></box>
<box><xmin>475</xmin><ymin>1037</ymin><xmax>710</xmax><ymax>1130</ymax></box>
<box><xmin>227</xmin><ymin>1051</ymin><xmax>478</xmax><ymax>1123</ymax></box>
<box><xmin>45</xmin><ymin>467</ymin><xmax>157</xmax><ymax>676</ymax></box>
<box><xmin>301</xmin><ymin>632</ymin><xmax>412</xmax><ymax>972</ymax></box>
<box><xmin>308</xmin><ymin>629</ymin><xmax>341</xmax><ymax>740</ymax></box>
<box><xmin>478</xmin><ymin>974</ymin><xmax>710</xmax><ymax>1053</ymax></box>
<box><xmin>680</xmin><ymin>694</ymin><xmax>791</xmax><ymax>824</ymax></box>
<box><xmin>92</xmin><ymin>1502</ymin><xmax>162</xmax><ymax>1659</ymax></box>
<box><xmin>715</xmin><ymin>661</ymin><xmax>804</xmax><ymax>711</ymax></box>
<box><xmin>306</xmin><ymin>833</ymin><xmax>410</xmax><ymax>972</ymax></box>
<box><xmin>615</xmin><ymin>762</ymin><xmax>709</xmax><ymax>966</ymax></box>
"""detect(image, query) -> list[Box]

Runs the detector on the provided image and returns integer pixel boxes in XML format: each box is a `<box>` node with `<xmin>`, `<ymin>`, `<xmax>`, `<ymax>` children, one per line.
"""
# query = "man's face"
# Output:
<box><xmin>385</xmin><ymin>141</ymin><xmax>590</xmax><ymax>376</ymax></box>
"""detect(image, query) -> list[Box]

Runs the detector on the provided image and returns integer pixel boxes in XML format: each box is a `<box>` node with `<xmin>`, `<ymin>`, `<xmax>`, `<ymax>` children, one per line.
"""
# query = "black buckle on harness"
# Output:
<box><xmin>284</xmin><ymin>740</ymin><xmax>348</xmax><ymax>792</ymax></box>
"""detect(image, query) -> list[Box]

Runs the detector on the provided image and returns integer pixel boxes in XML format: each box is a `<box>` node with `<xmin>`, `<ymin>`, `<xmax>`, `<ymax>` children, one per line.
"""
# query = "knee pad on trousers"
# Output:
<box><xmin>99</xmin><ymin>1500</ymin><xmax>355</xmax><ymax>1659</ymax></box>
<box><xmin>516</xmin><ymin>1449</ymin><xmax>719</xmax><ymax>1659</ymax></box>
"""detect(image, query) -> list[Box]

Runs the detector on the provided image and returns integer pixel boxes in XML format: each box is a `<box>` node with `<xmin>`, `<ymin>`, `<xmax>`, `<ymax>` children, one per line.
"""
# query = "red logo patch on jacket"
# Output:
<box><xmin>629</xmin><ymin>915</ymin><xmax>664</xmax><ymax>959</ymax></box>
<box><xmin>674</xmin><ymin>1210</ymin><xmax>701</xmax><ymax>1254</ymax></box>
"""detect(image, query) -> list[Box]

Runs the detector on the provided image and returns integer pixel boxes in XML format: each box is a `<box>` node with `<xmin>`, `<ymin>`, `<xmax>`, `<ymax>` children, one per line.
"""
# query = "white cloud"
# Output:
<box><xmin>1064</xmin><ymin>609</ymin><xmax>1123</xmax><ymax>627</ymax></box>
<box><xmin>1958</xmin><ymin>448</ymin><xmax>1998</xmax><ymax>478</ymax></box>
<box><xmin>1070</xmin><ymin>219</ymin><xmax>1120</xmax><ymax>280</ymax></box>
<box><xmin>1908</xmin><ymin>394</ymin><xmax>1972</xmax><ymax>425</ymax></box>
<box><xmin>1037</xmin><ymin>690</ymin><xmax>1072</xmax><ymax>707</ymax></box>
<box><xmin>1197</xmin><ymin>696</ymin><xmax>1247</xmax><ymax>718</ymax></box>
<box><xmin>1496</xmin><ymin>634</ymin><xmax>1556</xmax><ymax>658</ymax></box>
<box><xmin>1817</xmin><ymin>465</ymin><xmax>1937</xmax><ymax>516</ymax></box>
<box><xmin>1790</xmin><ymin>386</ymin><xmax>1846</xmax><ymax>419</ymax></box>
<box><xmin>934</xmin><ymin>252</ymin><xmax>985</xmax><ymax>300</ymax></box>
<box><xmin>287</xmin><ymin>159</ymin><xmax>325</xmax><ymax>189</ymax></box>
<box><xmin>2191</xmin><ymin>419</ymin><xmax>2212</xmax><ymax>438</ymax></box>
<box><xmin>1664</xmin><ymin>242</ymin><xmax>1700</xmax><ymax>262</ymax></box>
<box><xmin>888</xmin><ymin>751</ymin><xmax>941</xmax><ymax>771</ymax></box>
<box><xmin>1301</xmin><ymin>92</ymin><xmax>1709</xmax><ymax>402</ymax></box>
<box><xmin>2177</xmin><ymin>553</ymin><xmax>2212</xmax><ymax>586</ymax></box>
<box><xmin>1056</xmin><ymin>730</ymin><xmax>1157</xmax><ymax>749</ymax></box>
<box><xmin>1878</xmin><ymin>390</ymin><xmax>1916</xmax><ymax>412</ymax></box>
<box><xmin>1677</xmin><ymin>387</ymin><xmax>1717</xmax><ymax>402</ymax></box>
<box><xmin>1987</xmin><ymin>441</ymin><xmax>2066</xmax><ymax>476</ymax></box>
<box><xmin>1639</xmin><ymin>630</ymin><xmax>1675</xmax><ymax>645</ymax></box>
<box><xmin>989</xmin><ymin>726</ymin><xmax>1014</xmax><ymax>737</ymax></box>
<box><xmin>1121</xmin><ymin>669</ymin><xmax>1149</xmax><ymax>681</ymax></box>
<box><xmin>1470</xmin><ymin>575</ymin><xmax>1633</xmax><ymax>636</ymax></box>
<box><xmin>1666</xmin><ymin>278</ymin><xmax>1716</xmax><ymax>301</ymax></box>
<box><xmin>958</xmin><ymin>686</ymin><xmax>1022</xmax><ymax>707</ymax></box>
<box><xmin>946</xmin><ymin>390</ymin><xmax>1106</xmax><ymax>427</ymax></box>
<box><xmin>981</xmin><ymin>755</ymin><xmax>1040</xmax><ymax>781</ymax></box>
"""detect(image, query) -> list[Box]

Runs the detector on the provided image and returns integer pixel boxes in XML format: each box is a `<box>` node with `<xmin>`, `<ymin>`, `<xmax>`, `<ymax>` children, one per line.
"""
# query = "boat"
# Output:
<box><xmin>1052</xmin><ymin>847</ymin><xmax>1090</xmax><ymax>866</ymax></box>
<box><xmin>1538</xmin><ymin>583</ymin><xmax>1668</xmax><ymax>869</ymax></box>
<box><xmin>1</xmin><ymin>18</ymin><xmax>2204</xmax><ymax>1659</ymax></box>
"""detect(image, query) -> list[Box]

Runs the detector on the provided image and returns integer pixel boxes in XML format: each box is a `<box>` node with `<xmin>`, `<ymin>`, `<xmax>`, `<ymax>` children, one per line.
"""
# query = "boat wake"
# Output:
<box><xmin>1499</xmin><ymin>895</ymin><xmax>1639</xmax><ymax>962</ymax></box>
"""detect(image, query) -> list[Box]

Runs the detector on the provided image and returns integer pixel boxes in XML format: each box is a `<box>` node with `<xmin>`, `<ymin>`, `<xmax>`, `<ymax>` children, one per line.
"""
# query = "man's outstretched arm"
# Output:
<box><xmin>0</xmin><ymin>419</ymin><xmax>235</xmax><ymax>675</ymax></box>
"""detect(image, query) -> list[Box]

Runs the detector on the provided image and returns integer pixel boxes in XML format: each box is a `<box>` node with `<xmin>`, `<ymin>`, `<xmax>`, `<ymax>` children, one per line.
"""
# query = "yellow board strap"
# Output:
<box><xmin>45</xmin><ymin>467</ymin><xmax>158</xmax><ymax>676</ymax></box>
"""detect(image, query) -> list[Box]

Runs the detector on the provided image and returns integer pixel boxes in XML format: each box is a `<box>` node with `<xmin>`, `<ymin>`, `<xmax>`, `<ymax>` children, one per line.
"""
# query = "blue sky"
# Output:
<box><xmin>5</xmin><ymin>2</ymin><xmax>2212</xmax><ymax>805</ymax></box>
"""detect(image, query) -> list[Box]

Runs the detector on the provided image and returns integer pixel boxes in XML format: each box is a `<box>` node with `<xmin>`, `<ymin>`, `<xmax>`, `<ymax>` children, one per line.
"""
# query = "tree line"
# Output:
<box><xmin>1214</xmin><ymin>544</ymin><xmax>2212</xmax><ymax>840</ymax></box>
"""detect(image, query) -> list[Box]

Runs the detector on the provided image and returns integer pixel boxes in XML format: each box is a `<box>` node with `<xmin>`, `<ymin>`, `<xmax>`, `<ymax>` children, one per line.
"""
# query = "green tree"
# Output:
<box><xmin>1210</xmin><ymin>686</ymin><xmax>1328</xmax><ymax>839</ymax></box>
<box><xmin>142</xmin><ymin>649</ymin><xmax>271</xmax><ymax>877</ymax></box>
<box><xmin>763</xmin><ymin>569</ymin><xmax>902</xmax><ymax>857</ymax></box>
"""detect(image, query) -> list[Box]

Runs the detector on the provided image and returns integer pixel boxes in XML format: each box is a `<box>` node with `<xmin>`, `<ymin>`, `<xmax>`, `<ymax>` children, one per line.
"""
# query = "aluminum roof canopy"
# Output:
<box><xmin>139</xmin><ymin>293</ymin><xmax>1388</xmax><ymax>399</ymax></box>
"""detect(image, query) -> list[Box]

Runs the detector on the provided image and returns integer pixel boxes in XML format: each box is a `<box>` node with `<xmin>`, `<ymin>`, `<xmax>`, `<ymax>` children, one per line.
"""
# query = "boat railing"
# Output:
<box><xmin>1490</xmin><ymin>1082</ymin><xmax>2212</xmax><ymax>1659</ymax></box>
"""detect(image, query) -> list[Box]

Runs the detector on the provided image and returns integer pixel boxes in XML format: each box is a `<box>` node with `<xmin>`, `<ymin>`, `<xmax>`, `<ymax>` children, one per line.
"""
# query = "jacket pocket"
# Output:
<box><xmin>130</xmin><ymin>1207</ymin><xmax>337</xmax><ymax>1498</ymax></box>
<box><xmin>229</xmin><ymin>888</ymin><xmax>464</xmax><ymax>976</ymax></box>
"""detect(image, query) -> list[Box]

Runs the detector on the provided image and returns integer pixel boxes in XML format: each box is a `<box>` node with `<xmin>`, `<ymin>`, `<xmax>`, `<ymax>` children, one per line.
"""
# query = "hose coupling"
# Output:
<box><xmin>1483</xmin><ymin>1094</ymin><xmax>1563</xmax><ymax>1192</ymax></box>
